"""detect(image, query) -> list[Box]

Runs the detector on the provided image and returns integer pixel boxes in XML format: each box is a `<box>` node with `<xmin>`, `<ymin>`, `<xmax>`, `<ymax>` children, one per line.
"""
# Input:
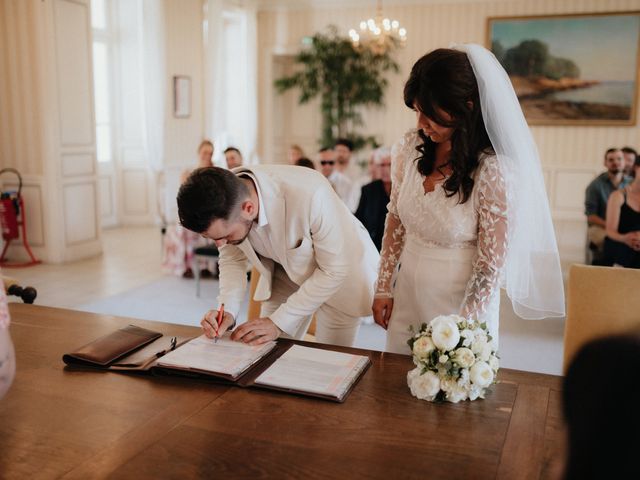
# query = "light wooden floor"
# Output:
<box><xmin>4</xmin><ymin>227</ymin><xmax>165</xmax><ymax>308</ymax></box>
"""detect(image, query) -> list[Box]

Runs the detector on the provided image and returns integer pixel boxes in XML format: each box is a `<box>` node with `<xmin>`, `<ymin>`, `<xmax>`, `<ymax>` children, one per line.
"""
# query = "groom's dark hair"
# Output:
<box><xmin>177</xmin><ymin>167</ymin><xmax>249</xmax><ymax>233</ymax></box>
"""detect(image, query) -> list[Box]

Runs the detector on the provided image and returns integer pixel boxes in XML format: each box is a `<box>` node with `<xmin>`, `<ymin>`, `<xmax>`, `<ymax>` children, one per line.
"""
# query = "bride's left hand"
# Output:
<box><xmin>372</xmin><ymin>297</ymin><xmax>394</xmax><ymax>330</ymax></box>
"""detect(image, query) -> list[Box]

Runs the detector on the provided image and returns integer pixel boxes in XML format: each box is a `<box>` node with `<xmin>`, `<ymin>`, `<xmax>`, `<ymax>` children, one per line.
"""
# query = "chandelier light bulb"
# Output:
<box><xmin>350</xmin><ymin>1</ymin><xmax>407</xmax><ymax>54</ymax></box>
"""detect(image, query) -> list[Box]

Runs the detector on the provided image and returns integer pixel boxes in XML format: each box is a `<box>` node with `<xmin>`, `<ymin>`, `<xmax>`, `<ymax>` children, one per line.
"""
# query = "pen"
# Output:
<box><xmin>214</xmin><ymin>303</ymin><xmax>225</xmax><ymax>343</ymax></box>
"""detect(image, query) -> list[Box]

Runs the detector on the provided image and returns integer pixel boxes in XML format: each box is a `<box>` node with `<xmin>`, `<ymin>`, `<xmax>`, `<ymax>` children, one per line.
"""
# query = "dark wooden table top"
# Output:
<box><xmin>0</xmin><ymin>304</ymin><xmax>565</xmax><ymax>479</ymax></box>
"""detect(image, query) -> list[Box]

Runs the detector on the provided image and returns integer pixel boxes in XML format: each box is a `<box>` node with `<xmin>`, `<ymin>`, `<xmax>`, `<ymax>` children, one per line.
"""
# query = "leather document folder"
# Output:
<box><xmin>62</xmin><ymin>325</ymin><xmax>190</xmax><ymax>371</ymax></box>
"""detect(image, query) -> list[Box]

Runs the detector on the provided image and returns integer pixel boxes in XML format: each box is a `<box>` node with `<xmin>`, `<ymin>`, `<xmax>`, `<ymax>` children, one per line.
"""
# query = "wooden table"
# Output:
<box><xmin>0</xmin><ymin>304</ymin><xmax>565</xmax><ymax>479</ymax></box>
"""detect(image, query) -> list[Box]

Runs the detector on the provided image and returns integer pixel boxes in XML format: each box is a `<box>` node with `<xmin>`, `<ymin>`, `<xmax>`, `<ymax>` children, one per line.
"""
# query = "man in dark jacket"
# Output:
<box><xmin>355</xmin><ymin>147</ymin><xmax>392</xmax><ymax>251</ymax></box>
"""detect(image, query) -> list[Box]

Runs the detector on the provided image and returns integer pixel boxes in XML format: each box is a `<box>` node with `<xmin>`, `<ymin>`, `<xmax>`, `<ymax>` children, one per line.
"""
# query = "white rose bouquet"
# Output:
<box><xmin>407</xmin><ymin>314</ymin><xmax>499</xmax><ymax>403</ymax></box>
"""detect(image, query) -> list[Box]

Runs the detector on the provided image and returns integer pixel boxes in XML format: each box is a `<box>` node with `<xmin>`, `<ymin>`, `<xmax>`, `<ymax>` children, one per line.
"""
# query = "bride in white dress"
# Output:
<box><xmin>373</xmin><ymin>45</ymin><xmax>565</xmax><ymax>354</ymax></box>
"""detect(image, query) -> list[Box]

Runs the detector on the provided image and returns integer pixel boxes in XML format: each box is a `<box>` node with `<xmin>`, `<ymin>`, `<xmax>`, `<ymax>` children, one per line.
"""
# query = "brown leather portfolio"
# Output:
<box><xmin>62</xmin><ymin>325</ymin><xmax>190</xmax><ymax>370</ymax></box>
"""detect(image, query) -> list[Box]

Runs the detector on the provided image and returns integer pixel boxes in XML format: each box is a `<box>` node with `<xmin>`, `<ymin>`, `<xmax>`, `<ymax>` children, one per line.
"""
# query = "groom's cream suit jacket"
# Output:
<box><xmin>217</xmin><ymin>165</ymin><xmax>379</xmax><ymax>337</ymax></box>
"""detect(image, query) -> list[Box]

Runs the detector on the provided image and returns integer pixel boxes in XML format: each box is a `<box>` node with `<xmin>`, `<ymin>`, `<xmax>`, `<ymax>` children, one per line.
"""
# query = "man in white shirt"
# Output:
<box><xmin>318</xmin><ymin>147</ymin><xmax>358</xmax><ymax>212</ymax></box>
<box><xmin>334</xmin><ymin>138</ymin><xmax>357</xmax><ymax>179</ymax></box>
<box><xmin>177</xmin><ymin>166</ymin><xmax>379</xmax><ymax>347</ymax></box>
<box><xmin>224</xmin><ymin>147</ymin><xmax>243</xmax><ymax>169</ymax></box>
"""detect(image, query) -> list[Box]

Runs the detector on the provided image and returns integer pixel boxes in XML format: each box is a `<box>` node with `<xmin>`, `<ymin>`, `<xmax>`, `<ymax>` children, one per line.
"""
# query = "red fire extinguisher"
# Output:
<box><xmin>0</xmin><ymin>168</ymin><xmax>40</xmax><ymax>267</ymax></box>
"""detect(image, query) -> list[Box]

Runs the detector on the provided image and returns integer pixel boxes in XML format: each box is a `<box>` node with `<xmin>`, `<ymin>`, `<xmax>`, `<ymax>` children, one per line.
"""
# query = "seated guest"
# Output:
<box><xmin>563</xmin><ymin>333</ymin><xmax>640</xmax><ymax>479</ymax></box>
<box><xmin>584</xmin><ymin>148</ymin><xmax>631</xmax><ymax>260</ymax></box>
<box><xmin>288</xmin><ymin>144</ymin><xmax>305</xmax><ymax>165</ymax></box>
<box><xmin>0</xmin><ymin>268</ymin><xmax>16</xmax><ymax>399</ymax></box>
<box><xmin>162</xmin><ymin>140</ymin><xmax>217</xmax><ymax>278</ymax></box>
<box><xmin>335</xmin><ymin>137</ymin><xmax>366</xmax><ymax>207</ymax></box>
<box><xmin>604</xmin><ymin>154</ymin><xmax>640</xmax><ymax>268</ymax></box>
<box><xmin>622</xmin><ymin>146</ymin><xmax>637</xmax><ymax>177</ymax></box>
<box><xmin>355</xmin><ymin>147</ymin><xmax>392</xmax><ymax>251</ymax></box>
<box><xmin>366</xmin><ymin>150</ymin><xmax>381</xmax><ymax>182</ymax></box>
<box><xmin>295</xmin><ymin>157</ymin><xmax>315</xmax><ymax>170</ymax></box>
<box><xmin>334</xmin><ymin>138</ymin><xmax>357</xmax><ymax>180</ymax></box>
<box><xmin>318</xmin><ymin>147</ymin><xmax>358</xmax><ymax>212</ymax></box>
<box><xmin>224</xmin><ymin>147</ymin><xmax>243</xmax><ymax>170</ymax></box>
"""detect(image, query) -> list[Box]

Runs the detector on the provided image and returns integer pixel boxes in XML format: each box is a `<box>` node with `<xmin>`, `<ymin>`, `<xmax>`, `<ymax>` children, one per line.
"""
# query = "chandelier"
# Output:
<box><xmin>348</xmin><ymin>0</ymin><xmax>407</xmax><ymax>55</ymax></box>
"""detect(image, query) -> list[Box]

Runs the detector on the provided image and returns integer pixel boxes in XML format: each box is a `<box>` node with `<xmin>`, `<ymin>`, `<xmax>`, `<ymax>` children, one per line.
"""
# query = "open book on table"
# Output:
<box><xmin>155</xmin><ymin>334</ymin><xmax>371</xmax><ymax>402</ymax></box>
<box><xmin>63</xmin><ymin>325</ymin><xmax>370</xmax><ymax>402</ymax></box>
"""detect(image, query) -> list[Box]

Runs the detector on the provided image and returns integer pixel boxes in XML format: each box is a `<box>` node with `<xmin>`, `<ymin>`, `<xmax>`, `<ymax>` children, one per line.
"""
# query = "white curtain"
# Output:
<box><xmin>204</xmin><ymin>0</ymin><xmax>259</xmax><ymax>165</ymax></box>
<box><xmin>140</xmin><ymin>0</ymin><xmax>166</xmax><ymax>172</ymax></box>
<box><xmin>243</xmin><ymin>4</ymin><xmax>259</xmax><ymax>165</ymax></box>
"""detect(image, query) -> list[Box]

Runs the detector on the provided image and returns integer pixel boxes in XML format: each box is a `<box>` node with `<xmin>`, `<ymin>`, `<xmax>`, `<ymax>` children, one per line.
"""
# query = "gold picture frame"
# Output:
<box><xmin>486</xmin><ymin>11</ymin><xmax>640</xmax><ymax>126</ymax></box>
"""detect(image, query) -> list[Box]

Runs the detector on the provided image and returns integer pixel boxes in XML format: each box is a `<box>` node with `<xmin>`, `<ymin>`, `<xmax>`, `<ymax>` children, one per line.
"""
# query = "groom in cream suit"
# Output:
<box><xmin>177</xmin><ymin>165</ymin><xmax>379</xmax><ymax>347</ymax></box>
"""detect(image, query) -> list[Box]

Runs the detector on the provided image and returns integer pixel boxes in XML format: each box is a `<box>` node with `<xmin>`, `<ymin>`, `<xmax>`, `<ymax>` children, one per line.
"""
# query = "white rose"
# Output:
<box><xmin>468</xmin><ymin>385</ymin><xmax>484</xmax><ymax>401</ymax></box>
<box><xmin>454</xmin><ymin>347</ymin><xmax>476</xmax><ymax>368</ymax></box>
<box><xmin>488</xmin><ymin>356</ymin><xmax>499</xmax><ymax>371</ymax></box>
<box><xmin>440</xmin><ymin>378</ymin><xmax>457</xmax><ymax>392</ymax></box>
<box><xmin>471</xmin><ymin>334</ymin><xmax>488</xmax><ymax>355</ymax></box>
<box><xmin>470</xmin><ymin>361</ymin><xmax>494</xmax><ymax>388</ymax></box>
<box><xmin>430</xmin><ymin>317</ymin><xmax>460</xmax><ymax>351</ymax></box>
<box><xmin>475</xmin><ymin>330</ymin><xmax>488</xmax><ymax>344</ymax></box>
<box><xmin>460</xmin><ymin>329</ymin><xmax>474</xmax><ymax>347</ymax></box>
<box><xmin>407</xmin><ymin>368</ymin><xmax>441</xmax><ymax>400</ymax></box>
<box><xmin>445</xmin><ymin>384</ymin><xmax>469</xmax><ymax>403</ymax></box>
<box><xmin>480</xmin><ymin>343</ymin><xmax>492</xmax><ymax>362</ymax></box>
<box><xmin>412</xmin><ymin>336</ymin><xmax>435</xmax><ymax>359</ymax></box>
<box><xmin>458</xmin><ymin>368</ymin><xmax>470</xmax><ymax>386</ymax></box>
<box><xmin>439</xmin><ymin>354</ymin><xmax>449</xmax><ymax>364</ymax></box>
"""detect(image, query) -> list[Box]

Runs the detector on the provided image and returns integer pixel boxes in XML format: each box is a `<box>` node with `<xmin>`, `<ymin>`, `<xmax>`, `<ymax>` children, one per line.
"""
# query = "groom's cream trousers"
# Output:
<box><xmin>259</xmin><ymin>264</ymin><xmax>361</xmax><ymax>347</ymax></box>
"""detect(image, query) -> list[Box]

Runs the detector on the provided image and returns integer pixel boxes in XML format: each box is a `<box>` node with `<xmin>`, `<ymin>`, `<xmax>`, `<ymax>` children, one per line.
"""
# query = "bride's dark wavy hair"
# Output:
<box><xmin>404</xmin><ymin>48</ymin><xmax>494</xmax><ymax>204</ymax></box>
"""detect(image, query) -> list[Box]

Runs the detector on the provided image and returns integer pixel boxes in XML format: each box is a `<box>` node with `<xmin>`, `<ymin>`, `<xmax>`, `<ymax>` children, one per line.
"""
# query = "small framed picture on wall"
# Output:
<box><xmin>173</xmin><ymin>75</ymin><xmax>191</xmax><ymax>118</ymax></box>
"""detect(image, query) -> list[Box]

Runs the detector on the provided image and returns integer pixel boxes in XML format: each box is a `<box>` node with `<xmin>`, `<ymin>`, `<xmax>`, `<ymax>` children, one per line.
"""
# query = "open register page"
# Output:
<box><xmin>157</xmin><ymin>334</ymin><xmax>276</xmax><ymax>380</ymax></box>
<box><xmin>253</xmin><ymin>345</ymin><xmax>370</xmax><ymax>402</ymax></box>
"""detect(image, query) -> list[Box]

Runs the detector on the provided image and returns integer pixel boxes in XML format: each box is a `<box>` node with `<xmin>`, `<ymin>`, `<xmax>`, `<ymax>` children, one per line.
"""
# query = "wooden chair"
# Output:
<box><xmin>193</xmin><ymin>245</ymin><xmax>219</xmax><ymax>297</ymax></box>
<box><xmin>247</xmin><ymin>268</ymin><xmax>316</xmax><ymax>339</ymax></box>
<box><xmin>563</xmin><ymin>264</ymin><xmax>640</xmax><ymax>372</ymax></box>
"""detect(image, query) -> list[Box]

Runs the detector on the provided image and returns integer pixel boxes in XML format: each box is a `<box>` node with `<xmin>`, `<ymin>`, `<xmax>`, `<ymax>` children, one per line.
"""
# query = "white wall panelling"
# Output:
<box><xmin>122</xmin><ymin>170</ymin><xmax>149</xmax><ymax>215</ymax></box>
<box><xmin>0</xmin><ymin>0</ymin><xmax>102</xmax><ymax>262</ymax></box>
<box><xmin>121</xmin><ymin>146</ymin><xmax>146</xmax><ymax>165</ymax></box>
<box><xmin>553</xmin><ymin>169</ymin><xmax>600</xmax><ymax>214</ymax></box>
<box><xmin>62</xmin><ymin>153</ymin><xmax>96</xmax><ymax>177</ymax></box>
<box><xmin>54</xmin><ymin>0</ymin><xmax>95</xmax><ymax>147</ymax></box>
<box><xmin>99</xmin><ymin>176</ymin><xmax>114</xmax><ymax>218</ymax></box>
<box><xmin>63</xmin><ymin>182</ymin><xmax>98</xmax><ymax>244</ymax></box>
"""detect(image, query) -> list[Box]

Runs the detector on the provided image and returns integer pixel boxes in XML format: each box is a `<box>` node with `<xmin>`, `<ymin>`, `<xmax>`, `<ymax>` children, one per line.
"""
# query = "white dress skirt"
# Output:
<box><xmin>378</xmin><ymin>130</ymin><xmax>507</xmax><ymax>355</ymax></box>
<box><xmin>386</xmin><ymin>237</ymin><xmax>500</xmax><ymax>354</ymax></box>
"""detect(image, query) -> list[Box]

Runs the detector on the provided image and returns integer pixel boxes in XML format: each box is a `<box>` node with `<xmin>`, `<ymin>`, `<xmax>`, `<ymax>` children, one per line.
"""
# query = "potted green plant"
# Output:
<box><xmin>274</xmin><ymin>26</ymin><xmax>400</xmax><ymax>150</ymax></box>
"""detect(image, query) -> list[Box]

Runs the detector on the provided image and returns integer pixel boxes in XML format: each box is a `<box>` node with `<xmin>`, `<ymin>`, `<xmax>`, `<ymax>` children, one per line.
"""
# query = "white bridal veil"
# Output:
<box><xmin>454</xmin><ymin>43</ymin><xmax>565</xmax><ymax>319</ymax></box>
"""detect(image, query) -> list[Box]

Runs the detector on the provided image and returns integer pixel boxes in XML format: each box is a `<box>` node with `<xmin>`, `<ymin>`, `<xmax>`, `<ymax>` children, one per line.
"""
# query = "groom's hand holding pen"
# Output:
<box><xmin>200</xmin><ymin>304</ymin><xmax>236</xmax><ymax>340</ymax></box>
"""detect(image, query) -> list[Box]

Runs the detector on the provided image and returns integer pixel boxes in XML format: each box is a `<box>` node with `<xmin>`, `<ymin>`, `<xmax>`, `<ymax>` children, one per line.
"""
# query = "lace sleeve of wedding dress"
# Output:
<box><xmin>460</xmin><ymin>156</ymin><xmax>508</xmax><ymax>320</ymax></box>
<box><xmin>374</xmin><ymin>130</ymin><xmax>417</xmax><ymax>298</ymax></box>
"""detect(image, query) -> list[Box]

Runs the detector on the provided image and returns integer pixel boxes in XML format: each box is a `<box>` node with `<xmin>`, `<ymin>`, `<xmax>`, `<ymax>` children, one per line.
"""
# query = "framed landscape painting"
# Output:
<box><xmin>487</xmin><ymin>12</ymin><xmax>640</xmax><ymax>125</ymax></box>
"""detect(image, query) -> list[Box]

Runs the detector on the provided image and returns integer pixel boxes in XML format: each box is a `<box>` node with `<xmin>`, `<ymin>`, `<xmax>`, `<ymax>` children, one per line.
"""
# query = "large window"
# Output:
<box><xmin>91</xmin><ymin>0</ymin><xmax>112</xmax><ymax>163</ymax></box>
